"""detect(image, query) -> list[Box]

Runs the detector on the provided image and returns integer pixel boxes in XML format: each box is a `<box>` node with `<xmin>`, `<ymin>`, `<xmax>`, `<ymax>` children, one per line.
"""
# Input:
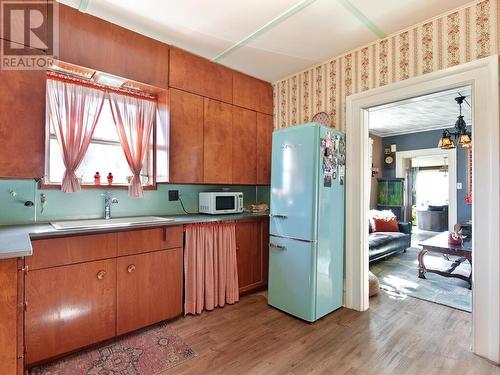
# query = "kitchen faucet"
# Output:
<box><xmin>103</xmin><ymin>191</ymin><xmax>118</xmax><ymax>219</ymax></box>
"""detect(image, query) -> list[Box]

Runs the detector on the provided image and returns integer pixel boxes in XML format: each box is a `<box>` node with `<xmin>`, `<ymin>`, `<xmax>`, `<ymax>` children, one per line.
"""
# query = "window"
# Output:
<box><xmin>45</xmin><ymin>96</ymin><xmax>154</xmax><ymax>186</ymax></box>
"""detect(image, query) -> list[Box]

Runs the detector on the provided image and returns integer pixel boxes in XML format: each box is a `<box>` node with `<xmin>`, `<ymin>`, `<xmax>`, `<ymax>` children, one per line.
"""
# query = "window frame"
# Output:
<box><xmin>42</xmin><ymin>78</ymin><xmax>158</xmax><ymax>191</ymax></box>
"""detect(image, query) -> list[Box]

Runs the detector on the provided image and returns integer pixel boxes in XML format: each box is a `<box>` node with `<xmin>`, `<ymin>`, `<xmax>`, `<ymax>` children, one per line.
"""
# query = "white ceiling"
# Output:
<box><xmin>368</xmin><ymin>86</ymin><xmax>472</xmax><ymax>137</ymax></box>
<box><xmin>57</xmin><ymin>0</ymin><xmax>473</xmax><ymax>82</ymax></box>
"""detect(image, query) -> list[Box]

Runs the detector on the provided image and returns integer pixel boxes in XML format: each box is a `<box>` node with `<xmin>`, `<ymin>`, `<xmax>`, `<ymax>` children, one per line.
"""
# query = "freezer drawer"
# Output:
<box><xmin>267</xmin><ymin>235</ymin><xmax>317</xmax><ymax>322</ymax></box>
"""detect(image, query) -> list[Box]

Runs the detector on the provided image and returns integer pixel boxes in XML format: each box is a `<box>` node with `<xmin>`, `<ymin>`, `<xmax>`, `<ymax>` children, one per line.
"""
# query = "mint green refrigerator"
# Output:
<box><xmin>268</xmin><ymin>123</ymin><xmax>345</xmax><ymax>322</ymax></box>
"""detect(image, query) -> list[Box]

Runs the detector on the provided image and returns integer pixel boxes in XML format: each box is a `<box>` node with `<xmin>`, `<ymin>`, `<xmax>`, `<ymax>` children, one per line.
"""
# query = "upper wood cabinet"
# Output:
<box><xmin>116</xmin><ymin>248</ymin><xmax>182</xmax><ymax>335</ymax></box>
<box><xmin>25</xmin><ymin>259</ymin><xmax>117</xmax><ymax>364</ymax></box>
<box><xmin>233</xmin><ymin>71</ymin><xmax>273</xmax><ymax>115</ymax></box>
<box><xmin>169</xmin><ymin>89</ymin><xmax>204</xmax><ymax>183</ymax></box>
<box><xmin>169</xmin><ymin>47</ymin><xmax>233</xmax><ymax>103</ymax></box>
<box><xmin>58</xmin><ymin>4</ymin><xmax>169</xmax><ymax>88</ymax></box>
<box><xmin>203</xmin><ymin>98</ymin><xmax>233</xmax><ymax>184</ymax></box>
<box><xmin>256</xmin><ymin>113</ymin><xmax>273</xmax><ymax>185</ymax></box>
<box><xmin>232</xmin><ymin>107</ymin><xmax>257</xmax><ymax>185</ymax></box>
<box><xmin>0</xmin><ymin>67</ymin><xmax>46</xmax><ymax>178</ymax></box>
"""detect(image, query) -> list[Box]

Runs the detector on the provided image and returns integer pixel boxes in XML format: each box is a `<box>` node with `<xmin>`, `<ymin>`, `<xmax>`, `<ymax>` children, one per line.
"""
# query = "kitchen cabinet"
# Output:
<box><xmin>117</xmin><ymin>248</ymin><xmax>183</xmax><ymax>335</ymax></box>
<box><xmin>0</xmin><ymin>259</ymin><xmax>21</xmax><ymax>374</ymax></box>
<box><xmin>117</xmin><ymin>226</ymin><xmax>183</xmax><ymax>256</ymax></box>
<box><xmin>0</xmin><ymin>66</ymin><xmax>46</xmax><ymax>178</ymax></box>
<box><xmin>232</xmin><ymin>106</ymin><xmax>257</xmax><ymax>185</ymax></box>
<box><xmin>256</xmin><ymin>113</ymin><xmax>273</xmax><ymax>185</ymax></box>
<box><xmin>169</xmin><ymin>89</ymin><xmax>204</xmax><ymax>183</ymax></box>
<box><xmin>236</xmin><ymin>218</ymin><xmax>269</xmax><ymax>294</ymax></box>
<box><xmin>25</xmin><ymin>259</ymin><xmax>117</xmax><ymax>364</ymax></box>
<box><xmin>169</xmin><ymin>47</ymin><xmax>233</xmax><ymax>103</ymax></box>
<box><xmin>29</xmin><ymin>233</ymin><xmax>117</xmax><ymax>270</ymax></box>
<box><xmin>203</xmin><ymin>98</ymin><xmax>233</xmax><ymax>184</ymax></box>
<box><xmin>58</xmin><ymin>4</ymin><xmax>169</xmax><ymax>88</ymax></box>
<box><xmin>233</xmin><ymin>71</ymin><xmax>273</xmax><ymax>115</ymax></box>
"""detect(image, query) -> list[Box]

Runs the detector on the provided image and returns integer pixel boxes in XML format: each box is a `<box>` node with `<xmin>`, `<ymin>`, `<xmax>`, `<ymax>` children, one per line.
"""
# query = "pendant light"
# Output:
<box><xmin>438</xmin><ymin>95</ymin><xmax>472</xmax><ymax>149</ymax></box>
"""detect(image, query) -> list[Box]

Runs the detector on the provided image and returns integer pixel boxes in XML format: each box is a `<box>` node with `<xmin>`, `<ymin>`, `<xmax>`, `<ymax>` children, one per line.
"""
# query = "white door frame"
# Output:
<box><xmin>395</xmin><ymin>147</ymin><xmax>457</xmax><ymax>231</ymax></box>
<box><xmin>345</xmin><ymin>56</ymin><xmax>500</xmax><ymax>363</ymax></box>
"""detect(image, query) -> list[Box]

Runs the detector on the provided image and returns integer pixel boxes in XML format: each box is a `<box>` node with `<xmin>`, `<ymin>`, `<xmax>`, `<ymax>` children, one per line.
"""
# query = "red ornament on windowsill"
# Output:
<box><xmin>107</xmin><ymin>172</ymin><xmax>113</xmax><ymax>185</ymax></box>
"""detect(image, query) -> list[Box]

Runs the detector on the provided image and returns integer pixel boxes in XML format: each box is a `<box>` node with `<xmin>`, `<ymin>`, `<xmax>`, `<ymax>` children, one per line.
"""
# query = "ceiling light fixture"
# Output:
<box><xmin>438</xmin><ymin>95</ymin><xmax>472</xmax><ymax>149</ymax></box>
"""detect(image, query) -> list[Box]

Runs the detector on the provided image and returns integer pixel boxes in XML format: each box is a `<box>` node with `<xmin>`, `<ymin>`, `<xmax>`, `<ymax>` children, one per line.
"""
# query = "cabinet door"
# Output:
<box><xmin>117</xmin><ymin>249</ymin><xmax>182</xmax><ymax>335</ymax></box>
<box><xmin>169</xmin><ymin>47</ymin><xmax>233</xmax><ymax>103</ymax></box>
<box><xmin>25</xmin><ymin>259</ymin><xmax>116</xmax><ymax>364</ymax></box>
<box><xmin>0</xmin><ymin>66</ymin><xmax>46</xmax><ymax>178</ymax></box>
<box><xmin>233</xmin><ymin>71</ymin><xmax>273</xmax><ymax>115</ymax></box>
<box><xmin>232</xmin><ymin>107</ymin><xmax>257</xmax><ymax>185</ymax></box>
<box><xmin>169</xmin><ymin>89</ymin><xmax>204</xmax><ymax>183</ymax></box>
<box><xmin>0</xmin><ymin>259</ymin><xmax>18</xmax><ymax>374</ymax></box>
<box><xmin>203</xmin><ymin>98</ymin><xmax>233</xmax><ymax>184</ymax></box>
<box><xmin>236</xmin><ymin>220</ymin><xmax>265</xmax><ymax>293</ymax></box>
<box><xmin>256</xmin><ymin>113</ymin><xmax>273</xmax><ymax>185</ymax></box>
<box><xmin>59</xmin><ymin>5</ymin><xmax>169</xmax><ymax>88</ymax></box>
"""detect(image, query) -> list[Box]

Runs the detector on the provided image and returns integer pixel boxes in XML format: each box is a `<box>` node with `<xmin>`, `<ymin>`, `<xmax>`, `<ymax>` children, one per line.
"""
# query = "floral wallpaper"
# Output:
<box><xmin>273</xmin><ymin>0</ymin><xmax>498</xmax><ymax>131</ymax></box>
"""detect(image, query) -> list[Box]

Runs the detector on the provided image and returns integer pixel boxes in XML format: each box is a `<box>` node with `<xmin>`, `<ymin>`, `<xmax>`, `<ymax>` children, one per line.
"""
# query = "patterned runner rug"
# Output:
<box><xmin>30</xmin><ymin>322</ymin><xmax>196</xmax><ymax>375</ymax></box>
<box><xmin>370</xmin><ymin>247</ymin><xmax>472</xmax><ymax>312</ymax></box>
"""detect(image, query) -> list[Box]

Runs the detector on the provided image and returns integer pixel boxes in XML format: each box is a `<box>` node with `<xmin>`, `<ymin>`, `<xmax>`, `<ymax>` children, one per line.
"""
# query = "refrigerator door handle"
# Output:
<box><xmin>269</xmin><ymin>243</ymin><xmax>287</xmax><ymax>250</ymax></box>
<box><xmin>270</xmin><ymin>214</ymin><xmax>288</xmax><ymax>219</ymax></box>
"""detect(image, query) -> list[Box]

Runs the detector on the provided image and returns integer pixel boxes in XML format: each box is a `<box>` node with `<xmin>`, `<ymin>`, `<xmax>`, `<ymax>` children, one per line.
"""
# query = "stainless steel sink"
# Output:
<box><xmin>50</xmin><ymin>216</ymin><xmax>174</xmax><ymax>230</ymax></box>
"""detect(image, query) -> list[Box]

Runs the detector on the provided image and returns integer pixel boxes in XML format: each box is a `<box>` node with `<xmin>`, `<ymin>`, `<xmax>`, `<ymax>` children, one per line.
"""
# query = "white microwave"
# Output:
<box><xmin>199</xmin><ymin>192</ymin><xmax>244</xmax><ymax>214</ymax></box>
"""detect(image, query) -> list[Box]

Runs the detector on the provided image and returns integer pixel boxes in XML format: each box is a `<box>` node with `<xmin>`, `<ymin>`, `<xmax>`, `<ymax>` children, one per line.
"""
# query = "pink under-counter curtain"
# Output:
<box><xmin>108</xmin><ymin>92</ymin><xmax>156</xmax><ymax>198</ymax></box>
<box><xmin>184</xmin><ymin>221</ymin><xmax>239</xmax><ymax>315</ymax></box>
<box><xmin>46</xmin><ymin>78</ymin><xmax>105</xmax><ymax>192</ymax></box>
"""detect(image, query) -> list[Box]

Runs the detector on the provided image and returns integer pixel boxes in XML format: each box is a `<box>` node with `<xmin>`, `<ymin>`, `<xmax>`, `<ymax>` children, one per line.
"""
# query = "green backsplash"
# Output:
<box><xmin>0</xmin><ymin>179</ymin><xmax>270</xmax><ymax>225</ymax></box>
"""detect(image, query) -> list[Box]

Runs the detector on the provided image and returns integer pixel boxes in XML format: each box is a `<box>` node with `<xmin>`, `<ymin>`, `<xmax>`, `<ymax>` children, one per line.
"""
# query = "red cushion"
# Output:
<box><xmin>371</xmin><ymin>215</ymin><xmax>399</xmax><ymax>232</ymax></box>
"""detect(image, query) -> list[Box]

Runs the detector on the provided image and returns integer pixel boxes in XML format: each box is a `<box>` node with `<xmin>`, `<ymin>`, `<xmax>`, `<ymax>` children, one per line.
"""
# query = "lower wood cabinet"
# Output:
<box><xmin>25</xmin><ymin>259</ymin><xmax>117</xmax><ymax>365</ymax></box>
<box><xmin>117</xmin><ymin>248</ymin><xmax>183</xmax><ymax>335</ymax></box>
<box><xmin>236</xmin><ymin>218</ymin><xmax>269</xmax><ymax>294</ymax></box>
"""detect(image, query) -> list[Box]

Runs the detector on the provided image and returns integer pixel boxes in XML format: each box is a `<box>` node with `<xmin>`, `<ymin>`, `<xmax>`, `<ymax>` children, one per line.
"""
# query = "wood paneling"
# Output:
<box><xmin>0</xmin><ymin>64</ymin><xmax>46</xmax><ymax>178</ymax></box>
<box><xmin>256</xmin><ymin>113</ymin><xmax>273</xmax><ymax>185</ymax></box>
<box><xmin>25</xmin><ymin>259</ymin><xmax>116</xmax><ymax>364</ymax></box>
<box><xmin>232</xmin><ymin>107</ymin><xmax>256</xmax><ymax>185</ymax></box>
<box><xmin>203</xmin><ymin>98</ymin><xmax>233</xmax><ymax>184</ymax></box>
<box><xmin>29</xmin><ymin>233</ymin><xmax>117</xmax><ymax>270</ymax></box>
<box><xmin>169</xmin><ymin>89</ymin><xmax>204</xmax><ymax>183</ymax></box>
<box><xmin>233</xmin><ymin>71</ymin><xmax>273</xmax><ymax>115</ymax></box>
<box><xmin>116</xmin><ymin>248</ymin><xmax>182</xmax><ymax>335</ymax></box>
<box><xmin>117</xmin><ymin>226</ymin><xmax>183</xmax><ymax>256</ymax></box>
<box><xmin>169</xmin><ymin>47</ymin><xmax>232</xmax><ymax>103</ymax></box>
<box><xmin>0</xmin><ymin>259</ymin><xmax>18</xmax><ymax>374</ymax></box>
<box><xmin>236</xmin><ymin>219</ymin><xmax>268</xmax><ymax>294</ymax></box>
<box><xmin>58</xmin><ymin>4</ymin><xmax>169</xmax><ymax>88</ymax></box>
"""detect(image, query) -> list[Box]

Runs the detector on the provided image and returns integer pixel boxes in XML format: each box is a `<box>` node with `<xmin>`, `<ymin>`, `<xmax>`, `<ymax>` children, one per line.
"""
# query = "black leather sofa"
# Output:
<box><xmin>369</xmin><ymin>222</ymin><xmax>412</xmax><ymax>262</ymax></box>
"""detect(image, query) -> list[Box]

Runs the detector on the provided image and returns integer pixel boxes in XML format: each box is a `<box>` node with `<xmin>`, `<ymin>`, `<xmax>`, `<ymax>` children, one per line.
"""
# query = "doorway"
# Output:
<box><xmin>345</xmin><ymin>56</ymin><xmax>500</xmax><ymax>363</ymax></box>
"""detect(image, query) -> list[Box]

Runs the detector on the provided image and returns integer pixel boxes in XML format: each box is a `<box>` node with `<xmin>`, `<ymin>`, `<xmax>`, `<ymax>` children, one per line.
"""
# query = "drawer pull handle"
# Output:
<box><xmin>96</xmin><ymin>270</ymin><xmax>106</xmax><ymax>280</ymax></box>
<box><xmin>269</xmin><ymin>243</ymin><xmax>286</xmax><ymax>250</ymax></box>
<box><xmin>127</xmin><ymin>264</ymin><xmax>136</xmax><ymax>273</ymax></box>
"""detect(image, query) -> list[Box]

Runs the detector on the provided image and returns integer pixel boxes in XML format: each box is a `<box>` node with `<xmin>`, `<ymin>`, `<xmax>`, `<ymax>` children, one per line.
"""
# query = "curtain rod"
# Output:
<box><xmin>46</xmin><ymin>70</ymin><xmax>158</xmax><ymax>102</ymax></box>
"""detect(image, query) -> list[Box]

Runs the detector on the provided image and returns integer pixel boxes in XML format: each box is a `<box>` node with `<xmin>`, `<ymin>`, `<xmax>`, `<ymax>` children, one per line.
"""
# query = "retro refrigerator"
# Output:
<box><xmin>268</xmin><ymin>123</ymin><xmax>345</xmax><ymax>322</ymax></box>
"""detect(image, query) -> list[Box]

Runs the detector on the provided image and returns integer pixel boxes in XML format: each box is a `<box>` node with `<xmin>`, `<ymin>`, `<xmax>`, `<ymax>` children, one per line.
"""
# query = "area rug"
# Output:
<box><xmin>370</xmin><ymin>247</ymin><xmax>472</xmax><ymax>312</ymax></box>
<box><xmin>30</xmin><ymin>322</ymin><xmax>196</xmax><ymax>375</ymax></box>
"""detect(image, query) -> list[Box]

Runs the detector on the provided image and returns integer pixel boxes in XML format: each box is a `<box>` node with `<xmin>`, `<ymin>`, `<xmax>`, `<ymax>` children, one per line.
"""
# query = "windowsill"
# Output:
<box><xmin>39</xmin><ymin>182</ymin><xmax>157</xmax><ymax>191</ymax></box>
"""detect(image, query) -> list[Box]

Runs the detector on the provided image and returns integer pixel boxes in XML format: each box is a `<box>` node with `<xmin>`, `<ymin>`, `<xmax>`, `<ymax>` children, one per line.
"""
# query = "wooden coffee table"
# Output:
<box><xmin>418</xmin><ymin>231</ymin><xmax>472</xmax><ymax>289</ymax></box>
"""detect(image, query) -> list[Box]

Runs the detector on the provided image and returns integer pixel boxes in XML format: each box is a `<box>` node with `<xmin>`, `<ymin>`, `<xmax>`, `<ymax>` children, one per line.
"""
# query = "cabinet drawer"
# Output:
<box><xmin>116</xmin><ymin>248</ymin><xmax>183</xmax><ymax>335</ymax></box>
<box><xmin>117</xmin><ymin>226</ymin><xmax>183</xmax><ymax>256</ymax></box>
<box><xmin>25</xmin><ymin>259</ymin><xmax>116</xmax><ymax>364</ymax></box>
<box><xmin>28</xmin><ymin>233</ymin><xmax>117</xmax><ymax>270</ymax></box>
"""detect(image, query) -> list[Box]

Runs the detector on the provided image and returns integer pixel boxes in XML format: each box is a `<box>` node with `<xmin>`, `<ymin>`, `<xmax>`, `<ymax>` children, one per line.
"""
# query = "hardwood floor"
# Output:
<box><xmin>169</xmin><ymin>291</ymin><xmax>499</xmax><ymax>375</ymax></box>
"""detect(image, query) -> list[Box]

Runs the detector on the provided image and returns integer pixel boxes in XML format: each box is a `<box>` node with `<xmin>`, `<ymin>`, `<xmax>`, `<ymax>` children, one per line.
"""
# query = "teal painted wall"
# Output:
<box><xmin>0</xmin><ymin>179</ymin><xmax>270</xmax><ymax>225</ymax></box>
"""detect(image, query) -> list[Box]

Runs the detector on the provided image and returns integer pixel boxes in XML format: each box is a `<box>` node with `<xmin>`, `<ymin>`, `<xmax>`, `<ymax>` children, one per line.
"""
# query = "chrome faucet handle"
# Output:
<box><xmin>111</xmin><ymin>197</ymin><xmax>118</xmax><ymax>204</ymax></box>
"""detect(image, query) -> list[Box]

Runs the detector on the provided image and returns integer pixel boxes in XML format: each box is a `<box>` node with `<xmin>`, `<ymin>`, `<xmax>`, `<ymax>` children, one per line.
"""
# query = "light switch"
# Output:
<box><xmin>457</xmin><ymin>182</ymin><xmax>462</xmax><ymax>189</ymax></box>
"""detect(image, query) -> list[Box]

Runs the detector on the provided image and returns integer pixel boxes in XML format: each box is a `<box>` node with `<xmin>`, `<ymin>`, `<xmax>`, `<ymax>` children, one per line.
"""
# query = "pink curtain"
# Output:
<box><xmin>46</xmin><ymin>79</ymin><xmax>105</xmax><ymax>192</ymax></box>
<box><xmin>108</xmin><ymin>92</ymin><xmax>156</xmax><ymax>198</ymax></box>
<box><xmin>184</xmin><ymin>222</ymin><xmax>239</xmax><ymax>315</ymax></box>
